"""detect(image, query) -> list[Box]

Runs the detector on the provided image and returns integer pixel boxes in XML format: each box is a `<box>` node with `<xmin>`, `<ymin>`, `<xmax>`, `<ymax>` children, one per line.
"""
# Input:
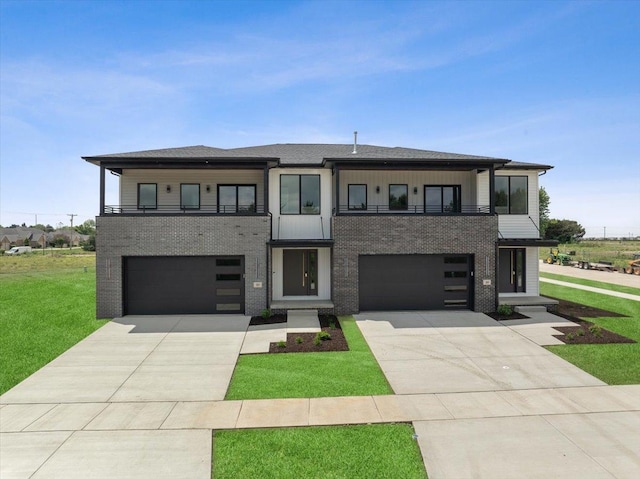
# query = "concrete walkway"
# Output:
<box><xmin>540</xmin><ymin>276</ymin><xmax>640</xmax><ymax>301</ymax></box>
<box><xmin>2</xmin><ymin>311</ymin><xmax>639</xmax><ymax>478</ymax></box>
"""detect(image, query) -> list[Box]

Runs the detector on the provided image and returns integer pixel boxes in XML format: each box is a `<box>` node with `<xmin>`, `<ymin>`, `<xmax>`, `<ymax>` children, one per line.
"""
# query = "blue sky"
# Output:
<box><xmin>1</xmin><ymin>0</ymin><xmax>638</xmax><ymax>237</ymax></box>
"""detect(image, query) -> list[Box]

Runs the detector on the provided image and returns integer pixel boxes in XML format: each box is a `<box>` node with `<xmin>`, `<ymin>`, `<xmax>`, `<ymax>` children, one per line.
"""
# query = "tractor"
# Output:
<box><xmin>623</xmin><ymin>254</ymin><xmax>640</xmax><ymax>275</ymax></box>
<box><xmin>546</xmin><ymin>248</ymin><xmax>572</xmax><ymax>266</ymax></box>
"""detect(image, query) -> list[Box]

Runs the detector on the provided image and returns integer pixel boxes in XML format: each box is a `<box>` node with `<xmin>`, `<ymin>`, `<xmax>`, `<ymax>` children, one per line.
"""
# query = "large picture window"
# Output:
<box><xmin>425</xmin><ymin>185</ymin><xmax>461</xmax><ymax>213</ymax></box>
<box><xmin>137</xmin><ymin>183</ymin><xmax>157</xmax><ymax>209</ymax></box>
<box><xmin>180</xmin><ymin>184</ymin><xmax>200</xmax><ymax>210</ymax></box>
<box><xmin>348</xmin><ymin>184</ymin><xmax>367</xmax><ymax>210</ymax></box>
<box><xmin>280</xmin><ymin>175</ymin><xmax>320</xmax><ymax>214</ymax></box>
<box><xmin>495</xmin><ymin>176</ymin><xmax>528</xmax><ymax>214</ymax></box>
<box><xmin>389</xmin><ymin>184</ymin><xmax>408</xmax><ymax>210</ymax></box>
<box><xmin>218</xmin><ymin>185</ymin><xmax>256</xmax><ymax>213</ymax></box>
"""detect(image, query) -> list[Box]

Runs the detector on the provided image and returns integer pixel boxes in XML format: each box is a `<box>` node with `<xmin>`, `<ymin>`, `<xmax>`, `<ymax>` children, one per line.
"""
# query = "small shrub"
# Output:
<box><xmin>329</xmin><ymin>320</ymin><xmax>336</xmax><ymax>329</ymax></box>
<box><xmin>313</xmin><ymin>336</ymin><xmax>322</xmax><ymax>346</ymax></box>
<box><xmin>497</xmin><ymin>304</ymin><xmax>513</xmax><ymax>316</ymax></box>
<box><xmin>277</xmin><ymin>340</ymin><xmax>286</xmax><ymax>348</ymax></box>
<box><xmin>295</xmin><ymin>336</ymin><xmax>304</xmax><ymax>344</ymax></box>
<box><xmin>576</xmin><ymin>328</ymin><xmax>585</xmax><ymax>336</ymax></box>
<box><xmin>589</xmin><ymin>325</ymin><xmax>603</xmax><ymax>338</ymax></box>
<box><xmin>316</xmin><ymin>331</ymin><xmax>331</xmax><ymax>341</ymax></box>
<box><xmin>261</xmin><ymin>309</ymin><xmax>271</xmax><ymax>320</ymax></box>
<box><xmin>566</xmin><ymin>332</ymin><xmax>576</xmax><ymax>341</ymax></box>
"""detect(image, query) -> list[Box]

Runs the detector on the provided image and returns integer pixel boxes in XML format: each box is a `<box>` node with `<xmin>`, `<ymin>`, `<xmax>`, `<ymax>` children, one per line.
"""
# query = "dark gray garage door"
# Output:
<box><xmin>358</xmin><ymin>254</ymin><xmax>472</xmax><ymax>311</ymax></box>
<box><xmin>124</xmin><ymin>256</ymin><xmax>244</xmax><ymax>315</ymax></box>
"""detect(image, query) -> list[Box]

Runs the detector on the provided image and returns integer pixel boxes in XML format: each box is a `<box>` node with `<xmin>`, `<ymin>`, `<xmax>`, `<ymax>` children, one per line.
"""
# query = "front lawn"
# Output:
<box><xmin>213</xmin><ymin>424</ymin><xmax>427</xmax><ymax>479</ymax></box>
<box><xmin>0</xmin><ymin>269</ymin><xmax>107</xmax><ymax>394</ymax></box>
<box><xmin>542</xmin><ymin>282</ymin><xmax>640</xmax><ymax>384</ymax></box>
<box><xmin>225</xmin><ymin>316</ymin><xmax>393</xmax><ymax>399</ymax></box>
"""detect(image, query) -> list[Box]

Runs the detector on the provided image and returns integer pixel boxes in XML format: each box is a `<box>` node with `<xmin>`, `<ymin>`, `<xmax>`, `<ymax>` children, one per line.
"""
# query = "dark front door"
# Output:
<box><xmin>283</xmin><ymin>249</ymin><xmax>318</xmax><ymax>296</ymax></box>
<box><xmin>499</xmin><ymin>248</ymin><xmax>526</xmax><ymax>293</ymax></box>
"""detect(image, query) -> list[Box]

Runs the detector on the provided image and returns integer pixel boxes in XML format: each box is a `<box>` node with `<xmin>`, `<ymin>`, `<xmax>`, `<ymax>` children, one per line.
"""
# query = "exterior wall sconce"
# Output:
<box><xmin>376</xmin><ymin>186</ymin><xmax>380</xmax><ymax>193</ymax></box>
<box><xmin>206</xmin><ymin>185</ymin><xmax>211</xmax><ymax>192</ymax></box>
<box><xmin>166</xmin><ymin>185</ymin><xmax>171</xmax><ymax>193</ymax></box>
<box><xmin>413</xmin><ymin>186</ymin><xmax>418</xmax><ymax>194</ymax></box>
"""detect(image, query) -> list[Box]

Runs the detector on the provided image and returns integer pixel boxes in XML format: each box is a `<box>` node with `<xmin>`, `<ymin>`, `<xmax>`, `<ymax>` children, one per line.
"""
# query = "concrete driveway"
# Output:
<box><xmin>354</xmin><ymin>310</ymin><xmax>605</xmax><ymax>394</ymax></box>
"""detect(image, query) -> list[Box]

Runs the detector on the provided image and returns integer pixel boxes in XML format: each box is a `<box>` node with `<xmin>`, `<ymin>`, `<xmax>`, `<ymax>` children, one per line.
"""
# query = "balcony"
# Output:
<box><xmin>336</xmin><ymin>204</ymin><xmax>491</xmax><ymax>215</ymax></box>
<box><xmin>102</xmin><ymin>204</ymin><xmax>266</xmax><ymax>215</ymax></box>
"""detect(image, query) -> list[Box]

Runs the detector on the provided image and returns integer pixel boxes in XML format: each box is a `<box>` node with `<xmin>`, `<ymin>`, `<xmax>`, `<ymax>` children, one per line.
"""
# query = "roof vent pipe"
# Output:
<box><xmin>352</xmin><ymin>131</ymin><xmax>358</xmax><ymax>154</ymax></box>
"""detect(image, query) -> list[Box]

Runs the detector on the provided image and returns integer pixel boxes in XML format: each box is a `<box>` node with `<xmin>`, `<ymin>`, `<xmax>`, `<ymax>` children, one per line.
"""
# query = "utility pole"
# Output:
<box><xmin>67</xmin><ymin>214</ymin><xmax>77</xmax><ymax>249</ymax></box>
<box><xmin>603</xmin><ymin>226</ymin><xmax>606</xmax><ymax>239</ymax></box>
<box><xmin>67</xmin><ymin>214</ymin><xmax>77</xmax><ymax>228</ymax></box>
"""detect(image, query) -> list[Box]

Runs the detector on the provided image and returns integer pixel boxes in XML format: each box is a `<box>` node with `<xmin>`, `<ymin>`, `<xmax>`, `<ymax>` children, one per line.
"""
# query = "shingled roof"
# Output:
<box><xmin>83</xmin><ymin>143</ymin><xmax>551</xmax><ymax>169</ymax></box>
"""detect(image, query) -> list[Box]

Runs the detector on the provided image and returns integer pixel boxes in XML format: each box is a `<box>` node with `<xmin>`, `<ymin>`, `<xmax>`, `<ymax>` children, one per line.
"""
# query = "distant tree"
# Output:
<box><xmin>539</xmin><ymin>187</ymin><xmax>550</xmax><ymax>236</ymax></box>
<box><xmin>9</xmin><ymin>224</ymin><xmax>19</xmax><ymax>228</ymax></box>
<box><xmin>75</xmin><ymin>219</ymin><xmax>96</xmax><ymax>235</ymax></box>
<box><xmin>23</xmin><ymin>237</ymin><xmax>31</xmax><ymax>246</ymax></box>
<box><xmin>21</xmin><ymin>223</ymin><xmax>26</xmax><ymax>227</ymax></box>
<box><xmin>81</xmin><ymin>234</ymin><xmax>96</xmax><ymax>251</ymax></box>
<box><xmin>544</xmin><ymin>219</ymin><xmax>586</xmax><ymax>243</ymax></box>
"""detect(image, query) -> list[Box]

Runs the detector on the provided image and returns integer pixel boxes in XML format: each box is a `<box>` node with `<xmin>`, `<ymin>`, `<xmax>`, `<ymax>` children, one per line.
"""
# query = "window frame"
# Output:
<box><xmin>495</xmin><ymin>176</ymin><xmax>528</xmax><ymax>215</ymax></box>
<box><xmin>388</xmin><ymin>184</ymin><xmax>408</xmax><ymax>211</ymax></box>
<box><xmin>137</xmin><ymin>183</ymin><xmax>157</xmax><ymax>210</ymax></box>
<box><xmin>217</xmin><ymin>184</ymin><xmax>257</xmax><ymax>214</ymax></box>
<box><xmin>424</xmin><ymin>185</ymin><xmax>462</xmax><ymax>213</ymax></box>
<box><xmin>347</xmin><ymin>184</ymin><xmax>367</xmax><ymax>210</ymax></box>
<box><xmin>180</xmin><ymin>183</ymin><xmax>200</xmax><ymax>210</ymax></box>
<box><xmin>280</xmin><ymin>174</ymin><xmax>321</xmax><ymax>215</ymax></box>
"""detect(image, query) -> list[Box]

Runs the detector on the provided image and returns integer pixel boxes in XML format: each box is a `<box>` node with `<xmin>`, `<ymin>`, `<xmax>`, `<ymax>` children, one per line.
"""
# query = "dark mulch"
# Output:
<box><xmin>553</xmin><ymin>320</ymin><xmax>635</xmax><ymax>345</ymax></box>
<box><xmin>268</xmin><ymin>314</ymin><xmax>350</xmax><ymax>353</ymax></box>
<box><xmin>487</xmin><ymin>311</ymin><xmax>529</xmax><ymax>321</ymax></box>
<box><xmin>548</xmin><ymin>296</ymin><xmax>634</xmax><ymax>344</ymax></box>
<box><xmin>249</xmin><ymin>314</ymin><xmax>287</xmax><ymax>326</ymax></box>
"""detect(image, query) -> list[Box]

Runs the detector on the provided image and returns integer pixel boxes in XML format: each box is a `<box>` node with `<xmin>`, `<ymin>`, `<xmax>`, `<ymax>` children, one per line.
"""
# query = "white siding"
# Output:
<box><xmin>476</xmin><ymin>170</ymin><xmax>490</xmax><ymax>206</ymax></box>
<box><xmin>497</xmin><ymin>170</ymin><xmax>540</xmax><ymax>238</ymax></box>
<box><xmin>119</xmin><ymin>169</ymin><xmax>264</xmax><ymax>210</ymax></box>
<box><xmin>271</xmin><ymin>247</ymin><xmax>331</xmax><ymax>300</ymax></box>
<box><xmin>339</xmin><ymin>170</ymin><xmax>479</xmax><ymax>211</ymax></box>
<box><xmin>269</xmin><ymin>168</ymin><xmax>332</xmax><ymax>240</ymax></box>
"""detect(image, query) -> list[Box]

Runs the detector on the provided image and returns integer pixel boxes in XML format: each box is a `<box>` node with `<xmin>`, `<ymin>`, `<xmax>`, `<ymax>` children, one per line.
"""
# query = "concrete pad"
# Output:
<box><xmin>25</xmin><ymin>403</ymin><xmax>108</xmax><ymax>432</ymax></box>
<box><xmin>421</xmin><ymin>311</ymin><xmax>502</xmax><ymax>329</ymax></box>
<box><xmin>0</xmin><ymin>366</ymin><xmax>137</xmax><ymax>404</ymax></box>
<box><xmin>171</xmin><ymin>314</ymin><xmax>250</xmax><ymax>333</ymax></box>
<box><xmin>240</xmin><ymin>328</ymin><xmax>286</xmax><ymax>354</ymax></box>
<box><xmin>31</xmin><ymin>430</ymin><xmax>211</xmax><ymax>479</ymax></box>
<box><xmin>85</xmin><ymin>402</ymin><xmax>175</xmax><ymax>430</ymax></box>
<box><xmin>161</xmin><ymin>401</ymin><xmax>242</xmax><ymax>430</ymax></box>
<box><xmin>110</xmin><ymin>364</ymin><xmax>234</xmax><ymax>402</ymax></box>
<box><xmin>614</xmin><ymin>385</ymin><xmax>640</xmax><ymax>408</ymax></box>
<box><xmin>100</xmin><ymin>316</ymin><xmax>181</xmax><ymax>335</ymax></box>
<box><xmin>442</xmin><ymin>330</ymin><xmax>549</xmax><ymax>358</ymax></box>
<box><xmin>471</xmin><ymin>354</ymin><xmax>605</xmax><ymax>390</ymax></box>
<box><xmin>142</xmin><ymin>349</ymin><xmax>238</xmax><ymax>366</ymax></box>
<box><xmin>0</xmin><ymin>404</ymin><xmax>56</xmax><ymax>432</ymax></box>
<box><xmin>373</xmin><ymin>394</ymin><xmax>452</xmax><ymax>422</ymax></box>
<box><xmin>236</xmin><ymin>398</ymin><xmax>310</xmax><ymax>428</ymax></box>
<box><xmin>497</xmin><ymin>388</ymin><xmax>589</xmax><ymax>415</ymax></box>
<box><xmin>553</xmin><ymin>386</ymin><xmax>640</xmax><ymax>413</ymax></box>
<box><xmin>517</xmin><ymin>332</ymin><xmax>566</xmax><ymax>346</ymax></box>
<box><xmin>544</xmin><ymin>411</ymin><xmax>640</xmax><ymax>479</ymax></box>
<box><xmin>379</xmin><ymin>358</ymin><xmax>498</xmax><ymax>394</ymax></box>
<box><xmin>309</xmin><ymin>396</ymin><xmax>382</xmax><ymax>426</ymax></box>
<box><xmin>47</xmin><ymin>340</ymin><xmax>158</xmax><ymax>367</ymax></box>
<box><xmin>365</xmin><ymin>335</ymin><xmax>466</xmax><ymax>360</ymax></box>
<box><xmin>436</xmin><ymin>391</ymin><xmax>522</xmax><ymax>419</ymax></box>
<box><xmin>286</xmin><ymin>310</ymin><xmax>320</xmax><ymax>333</ymax></box>
<box><xmin>414</xmin><ymin>416</ymin><xmax>614</xmax><ymax>479</ymax></box>
<box><xmin>0</xmin><ymin>431</ymin><xmax>72</xmax><ymax>479</ymax></box>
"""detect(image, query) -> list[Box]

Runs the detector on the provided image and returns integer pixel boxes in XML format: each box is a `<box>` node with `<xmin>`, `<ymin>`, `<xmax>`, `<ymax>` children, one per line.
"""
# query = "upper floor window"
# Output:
<box><xmin>218</xmin><ymin>185</ymin><xmax>256</xmax><ymax>213</ymax></box>
<box><xmin>348</xmin><ymin>184</ymin><xmax>367</xmax><ymax>210</ymax></box>
<box><xmin>181</xmin><ymin>184</ymin><xmax>200</xmax><ymax>210</ymax></box>
<box><xmin>495</xmin><ymin>176</ymin><xmax>527</xmax><ymax>214</ymax></box>
<box><xmin>389</xmin><ymin>184</ymin><xmax>408</xmax><ymax>210</ymax></box>
<box><xmin>425</xmin><ymin>185</ymin><xmax>461</xmax><ymax>213</ymax></box>
<box><xmin>138</xmin><ymin>183</ymin><xmax>157</xmax><ymax>209</ymax></box>
<box><xmin>280</xmin><ymin>175</ymin><xmax>320</xmax><ymax>215</ymax></box>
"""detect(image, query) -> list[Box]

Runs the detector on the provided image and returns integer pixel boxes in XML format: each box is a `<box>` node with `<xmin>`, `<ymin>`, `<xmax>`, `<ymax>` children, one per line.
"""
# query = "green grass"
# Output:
<box><xmin>225</xmin><ymin>316</ymin><xmax>393</xmax><ymax>399</ymax></box>
<box><xmin>213</xmin><ymin>424</ymin><xmax>427</xmax><ymax>479</ymax></box>
<box><xmin>0</xmin><ymin>250</ymin><xmax>96</xmax><ymax>273</ymax></box>
<box><xmin>0</xmin><ymin>268</ymin><xmax>107</xmax><ymax>394</ymax></box>
<box><xmin>542</xmin><ymin>282</ymin><xmax>640</xmax><ymax>384</ymax></box>
<box><xmin>540</xmin><ymin>271</ymin><xmax>640</xmax><ymax>296</ymax></box>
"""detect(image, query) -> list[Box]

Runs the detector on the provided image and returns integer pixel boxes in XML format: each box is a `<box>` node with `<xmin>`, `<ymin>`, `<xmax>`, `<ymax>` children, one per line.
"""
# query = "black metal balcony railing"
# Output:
<box><xmin>336</xmin><ymin>204</ymin><xmax>491</xmax><ymax>214</ymax></box>
<box><xmin>103</xmin><ymin>204</ymin><xmax>266</xmax><ymax>215</ymax></box>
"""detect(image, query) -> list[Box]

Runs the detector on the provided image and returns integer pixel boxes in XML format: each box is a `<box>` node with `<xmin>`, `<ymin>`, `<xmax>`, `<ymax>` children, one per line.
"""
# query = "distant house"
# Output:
<box><xmin>46</xmin><ymin>229</ymin><xmax>85</xmax><ymax>247</ymax></box>
<box><xmin>0</xmin><ymin>227</ymin><xmax>47</xmax><ymax>250</ymax></box>
<box><xmin>84</xmin><ymin>143</ymin><xmax>557</xmax><ymax>318</ymax></box>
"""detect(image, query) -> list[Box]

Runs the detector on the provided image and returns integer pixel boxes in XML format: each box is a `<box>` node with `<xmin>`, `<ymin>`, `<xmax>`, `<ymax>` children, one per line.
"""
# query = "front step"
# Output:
<box><xmin>514</xmin><ymin>305</ymin><xmax>549</xmax><ymax>314</ymax></box>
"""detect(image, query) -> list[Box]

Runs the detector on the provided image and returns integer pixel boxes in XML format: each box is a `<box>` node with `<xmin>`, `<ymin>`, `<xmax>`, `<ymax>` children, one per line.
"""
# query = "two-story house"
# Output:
<box><xmin>83</xmin><ymin>143</ymin><xmax>556</xmax><ymax>318</ymax></box>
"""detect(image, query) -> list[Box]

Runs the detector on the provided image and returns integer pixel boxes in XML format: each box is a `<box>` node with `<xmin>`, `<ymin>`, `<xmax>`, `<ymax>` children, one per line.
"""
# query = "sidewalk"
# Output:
<box><xmin>540</xmin><ymin>277</ymin><xmax>640</xmax><ymax>302</ymax></box>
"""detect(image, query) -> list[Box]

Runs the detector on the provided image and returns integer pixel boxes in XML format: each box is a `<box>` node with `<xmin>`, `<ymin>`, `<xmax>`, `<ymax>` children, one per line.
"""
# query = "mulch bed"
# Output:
<box><xmin>547</xmin><ymin>296</ymin><xmax>634</xmax><ymax>345</ymax></box>
<box><xmin>249</xmin><ymin>313</ymin><xmax>287</xmax><ymax>326</ymax></box>
<box><xmin>268</xmin><ymin>314</ymin><xmax>350</xmax><ymax>353</ymax></box>
<box><xmin>486</xmin><ymin>311</ymin><xmax>529</xmax><ymax>321</ymax></box>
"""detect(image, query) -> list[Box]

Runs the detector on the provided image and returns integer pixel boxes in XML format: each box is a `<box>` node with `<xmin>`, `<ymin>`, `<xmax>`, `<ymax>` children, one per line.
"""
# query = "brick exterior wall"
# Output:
<box><xmin>95</xmin><ymin>216</ymin><xmax>270</xmax><ymax>318</ymax></box>
<box><xmin>332</xmin><ymin>215</ymin><xmax>499</xmax><ymax>314</ymax></box>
